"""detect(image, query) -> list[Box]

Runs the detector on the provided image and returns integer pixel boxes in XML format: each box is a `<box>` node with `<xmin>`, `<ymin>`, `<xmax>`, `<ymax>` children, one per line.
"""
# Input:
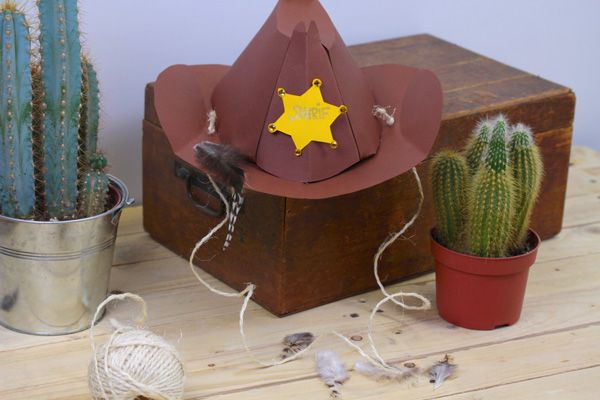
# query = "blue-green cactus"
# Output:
<box><xmin>79</xmin><ymin>154</ymin><xmax>109</xmax><ymax>218</ymax></box>
<box><xmin>0</xmin><ymin>0</ymin><xmax>108</xmax><ymax>221</ymax></box>
<box><xmin>0</xmin><ymin>4</ymin><xmax>35</xmax><ymax>219</ymax></box>
<box><xmin>38</xmin><ymin>0</ymin><xmax>82</xmax><ymax>219</ymax></box>
<box><xmin>79</xmin><ymin>57</ymin><xmax>100</xmax><ymax>165</ymax></box>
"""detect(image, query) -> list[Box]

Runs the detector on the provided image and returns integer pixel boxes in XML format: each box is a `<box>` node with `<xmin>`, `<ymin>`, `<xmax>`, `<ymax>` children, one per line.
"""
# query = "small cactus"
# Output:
<box><xmin>509</xmin><ymin>124</ymin><xmax>543</xmax><ymax>247</ymax></box>
<box><xmin>79</xmin><ymin>154</ymin><xmax>109</xmax><ymax>218</ymax></box>
<box><xmin>430</xmin><ymin>150</ymin><xmax>468</xmax><ymax>249</ymax></box>
<box><xmin>430</xmin><ymin>115</ymin><xmax>544</xmax><ymax>258</ymax></box>
<box><xmin>79</xmin><ymin>57</ymin><xmax>100</xmax><ymax>167</ymax></box>
<box><xmin>466</xmin><ymin>117</ymin><xmax>514</xmax><ymax>258</ymax></box>
<box><xmin>0</xmin><ymin>3</ymin><xmax>35</xmax><ymax>219</ymax></box>
<box><xmin>38</xmin><ymin>0</ymin><xmax>83</xmax><ymax>220</ymax></box>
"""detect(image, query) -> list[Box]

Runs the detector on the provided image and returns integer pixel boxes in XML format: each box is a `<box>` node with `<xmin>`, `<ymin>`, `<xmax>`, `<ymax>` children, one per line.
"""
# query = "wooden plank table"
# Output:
<box><xmin>1</xmin><ymin>145</ymin><xmax>599</xmax><ymax>399</ymax></box>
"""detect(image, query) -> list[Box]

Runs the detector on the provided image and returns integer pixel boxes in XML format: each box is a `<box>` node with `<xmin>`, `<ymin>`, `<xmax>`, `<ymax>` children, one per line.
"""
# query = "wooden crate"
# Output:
<box><xmin>143</xmin><ymin>34</ymin><xmax>575</xmax><ymax>316</ymax></box>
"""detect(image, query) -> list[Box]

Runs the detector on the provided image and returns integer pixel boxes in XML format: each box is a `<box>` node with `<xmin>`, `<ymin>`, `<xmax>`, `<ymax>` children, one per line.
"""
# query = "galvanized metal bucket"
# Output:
<box><xmin>0</xmin><ymin>176</ymin><xmax>133</xmax><ymax>335</ymax></box>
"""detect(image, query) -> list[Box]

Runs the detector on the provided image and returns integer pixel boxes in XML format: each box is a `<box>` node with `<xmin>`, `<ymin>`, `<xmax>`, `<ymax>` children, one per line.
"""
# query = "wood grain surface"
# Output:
<box><xmin>0</xmin><ymin>145</ymin><xmax>598</xmax><ymax>399</ymax></box>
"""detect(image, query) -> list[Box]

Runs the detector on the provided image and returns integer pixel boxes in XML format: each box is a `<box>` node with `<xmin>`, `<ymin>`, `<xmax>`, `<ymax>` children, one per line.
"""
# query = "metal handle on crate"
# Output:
<box><xmin>175</xmin><ymin>162</ymin><xmax>226</xmax><ymax>218</ymax></box>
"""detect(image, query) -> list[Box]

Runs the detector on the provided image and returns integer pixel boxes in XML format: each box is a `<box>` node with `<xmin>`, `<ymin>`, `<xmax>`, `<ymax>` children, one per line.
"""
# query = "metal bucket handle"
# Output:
<box><xmin>108</xmin><ymin>175</ymin><xmax>135</xmax><ymax>226</ymax></box>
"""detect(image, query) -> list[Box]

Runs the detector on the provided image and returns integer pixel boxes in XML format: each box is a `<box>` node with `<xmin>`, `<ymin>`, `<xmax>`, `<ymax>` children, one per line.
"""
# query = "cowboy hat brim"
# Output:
<box><xmin>154</xmin><ymin>63</ymin><xmax>443</xmax><ymax>199</ymax></box>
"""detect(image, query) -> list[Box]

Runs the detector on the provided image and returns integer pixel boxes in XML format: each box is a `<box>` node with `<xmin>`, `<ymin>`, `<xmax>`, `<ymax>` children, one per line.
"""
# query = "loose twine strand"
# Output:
<box><xmin>189</xmin><ymin>176</ymin><xmax>296</xmax><ymax>367</ymax></box>
<box><xmin>336</xmin><ymin>167</ymin><xmax>430</xmax><ymax>373</ymax></box>
<box><xmin>189</xmin><ymin>165</ymin><xmax>429</xmax><ymax>372</ymax></box>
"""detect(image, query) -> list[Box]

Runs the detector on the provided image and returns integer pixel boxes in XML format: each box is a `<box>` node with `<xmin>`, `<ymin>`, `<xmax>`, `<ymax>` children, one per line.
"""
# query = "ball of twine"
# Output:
<box><xmin>88</xmin><ymin>293</ymin><xmax>185</xmax><ymax>400</ymax></box>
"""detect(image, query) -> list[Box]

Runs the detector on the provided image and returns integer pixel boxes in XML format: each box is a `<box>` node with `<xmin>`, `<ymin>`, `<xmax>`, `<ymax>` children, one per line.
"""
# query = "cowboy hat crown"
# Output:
<box><xmin>154</xmin><ymin>0</ymin><xmax>443</xmax><ymax>199</ymax></box>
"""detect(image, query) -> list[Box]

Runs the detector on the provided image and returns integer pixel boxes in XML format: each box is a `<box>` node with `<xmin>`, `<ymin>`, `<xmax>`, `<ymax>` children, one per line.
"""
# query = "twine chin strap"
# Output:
<box><xmin>192</xmin><ymin>169</ymin><xmax>429</xmax><ymax>373</ymax></box>
<box><xmin>336</xmin><ymin>166</ymin><xmax>431</xmax><ymax>374</ymax></box>
<box><xmin>374</xmin><ymin>167</ymin><xmax>431</xmax><ymax>309</ymax></box>
<box><xmin>189</xmin><ymin>176</ymin><xmax>318</xmax><ymax>367</ymax></box>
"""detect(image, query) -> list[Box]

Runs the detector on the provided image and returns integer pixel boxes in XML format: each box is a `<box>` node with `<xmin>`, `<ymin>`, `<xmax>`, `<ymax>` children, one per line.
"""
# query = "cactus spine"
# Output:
<box><xmin>509</xmin><ymin>124</ymin><xmax>543</xmax><ymax>247</ymax></box>
<box><xmin>31</xmin><ymin>63</ymin><xmax>45</xmax><ymax>215</ymax></box>
<box><xmin>38</xmin><ymin>0</ymin><xmax>82</xmax><ymax>220</ymax></box>
<box><xmin>79</xmin><ymin>154</ymin><xmax>109</xmax><ymax>218</ymax></box>
<box><xmin>464</xmin><ymin>120</ymin><xmax>491</xmax><ymax>176</ymax></box>
<box><xmin>0</xmin><ymin>3</ymin><xmax>34</xmax><ymax>219</ymax></box>
<box><xmin>431</xmin><ymin>115</ymin><xmax>543</xmax><ymax>258</ymax></box>
<box><xmin>466</xmin><ymin>117</ymin><xmax>514</xmax><ymax>258</ymax></box>
<box><xmin>79</xmin><ymin>57</ymin><xmax>100</xmax><ymax>166</ymax></box>
<box><xmin>430</xmin><ymin>150</ymin><xmax>468</xmax><ymax>249</ymax></box>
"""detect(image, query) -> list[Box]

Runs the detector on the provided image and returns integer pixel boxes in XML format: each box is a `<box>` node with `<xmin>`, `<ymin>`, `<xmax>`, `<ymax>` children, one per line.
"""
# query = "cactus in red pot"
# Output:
<box><xmin>429</xmin><ymin>114</ymin><xmax>544</xmax><ymax>330</ymax></box>
<box><xmin>431</xmin><ymin>116</ymin><xmax>543</xmax><ymax>257</ymax></box>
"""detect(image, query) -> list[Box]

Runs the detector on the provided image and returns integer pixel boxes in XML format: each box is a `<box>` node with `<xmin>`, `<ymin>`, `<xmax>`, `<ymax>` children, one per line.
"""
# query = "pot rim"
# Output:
<box><xmin>0</xmin><ymin>175</ymin><xmax>132</xmax><ymax>225</ymax></box>
<box><xmin>430</xmin><ymin>228</ymin><xmax>541</xmax><ymax>276</ymax></box>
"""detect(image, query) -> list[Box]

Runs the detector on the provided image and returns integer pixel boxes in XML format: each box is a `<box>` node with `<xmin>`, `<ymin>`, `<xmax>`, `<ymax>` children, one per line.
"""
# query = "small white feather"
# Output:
<box><xmin>429</xmin><ymin>355</ymin><xmax>457</xmax><ymax>389</ymax></box>
<box><xmin>316</xmin><ymin>350</ymin><xmax>348</xmax><ymax>398</ymax></box>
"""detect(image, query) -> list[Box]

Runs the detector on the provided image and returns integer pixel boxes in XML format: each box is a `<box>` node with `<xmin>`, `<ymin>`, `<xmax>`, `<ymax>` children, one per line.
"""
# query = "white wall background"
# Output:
<box><xmin>33</xmin><ymin>0</ymin><xmax>600</xmax><ymax>200</ymax></box>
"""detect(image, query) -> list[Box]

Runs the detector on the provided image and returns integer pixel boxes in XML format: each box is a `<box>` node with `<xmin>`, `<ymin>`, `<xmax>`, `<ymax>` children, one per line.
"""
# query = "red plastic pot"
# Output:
<box><xmin>430</xmin><ymin>229</ymin><xmax>540</xmax><ymax>330</ymax></box>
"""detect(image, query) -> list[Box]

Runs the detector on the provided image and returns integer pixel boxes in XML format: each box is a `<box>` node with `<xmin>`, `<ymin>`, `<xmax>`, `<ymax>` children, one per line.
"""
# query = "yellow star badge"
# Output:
<box><xmin>268</xmin><ymin>78</ymin><xmax>348</xmax><ymax>157</ymax></box>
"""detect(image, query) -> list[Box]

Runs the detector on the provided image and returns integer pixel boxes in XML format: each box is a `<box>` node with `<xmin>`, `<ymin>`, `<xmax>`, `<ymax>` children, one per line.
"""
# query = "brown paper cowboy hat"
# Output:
<box><xmin>154</xmin><ymin>0</ymin><xmax>443</xmax><ymax>199</ymax></box>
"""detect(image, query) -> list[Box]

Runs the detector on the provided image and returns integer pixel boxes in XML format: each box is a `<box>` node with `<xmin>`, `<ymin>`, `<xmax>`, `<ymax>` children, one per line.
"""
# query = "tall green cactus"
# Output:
<box><xmin>38</xmin><ymin>0</ymin><xmax>82</xmax><ymax>220</ymax></box>
<box><xmin>79</xmin><ymin>154</ymin><xmax>109</xmax><ymax>218</ymax></box>
<box><xmin>79</xmin><ymin>57</ymin><xmax>100</xmax><ymax>167</ymax></box>
<box><xmin>509</xmin><ymin>124</ymin><xmax>543</xmax><ymax>247</ymax></box>
<box><xmin>431</xmin><ymin>115</ymin><xmax>542</xmax><ymax>258</ymax></box>
<box><xmin>430</xmin><ymin>150</ymin><xmax>468</xmax><ymax>249</ymax></box>
<box><xmin>0</xmin><ymin>3</ymin><xmax>34</xmax><ymax>219</ymax></box>
<box><xmin>466</xmin><ymin>117</ymin><xmax>515</xmax><ymax>257</ymax></box>
<box><xmin>464</xmin><ymin>119</ymin><xmax>491</xmax><ymax>176</ymax></box>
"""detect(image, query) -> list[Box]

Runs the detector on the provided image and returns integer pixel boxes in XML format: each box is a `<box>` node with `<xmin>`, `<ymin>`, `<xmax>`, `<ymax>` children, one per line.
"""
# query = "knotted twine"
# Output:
<box><xmin>207</xmin><ymin>110</ymin><xmax>217</xmax><ymax>135</ymax></box>
<box><xmin>188</xmin><ymin>107</ymin><xmax>430</xmax><ymax>373</ymax></box>
<box><xmin>372</xmin><ymin>105</ymin><xmax>396</xmax><ymax>127</ymax></box>
<box><xmin>88</xmin><ymin>293</ymin><xmax>185</xmax><ymax>400</ymax></box>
